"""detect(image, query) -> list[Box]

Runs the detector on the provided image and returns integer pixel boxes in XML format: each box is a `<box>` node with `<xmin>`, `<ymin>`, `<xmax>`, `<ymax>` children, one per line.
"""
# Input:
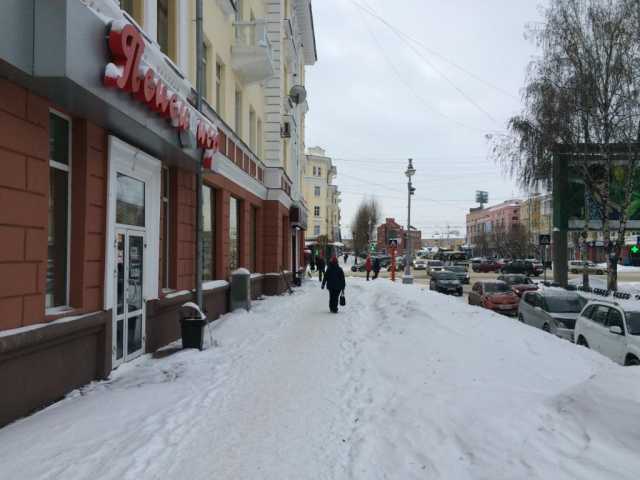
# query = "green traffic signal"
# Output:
<box><xmin>631</xmin><ymin>245</ymin><xmax>640</xmax><ymax>254</ymax></box>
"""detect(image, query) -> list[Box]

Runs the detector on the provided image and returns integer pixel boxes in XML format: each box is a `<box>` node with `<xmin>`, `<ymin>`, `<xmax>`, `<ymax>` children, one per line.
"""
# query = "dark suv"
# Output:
<box><xmin>501</xmin><ymin>260</ymin><xmax>543</xmax><ymax>276</ymax></box>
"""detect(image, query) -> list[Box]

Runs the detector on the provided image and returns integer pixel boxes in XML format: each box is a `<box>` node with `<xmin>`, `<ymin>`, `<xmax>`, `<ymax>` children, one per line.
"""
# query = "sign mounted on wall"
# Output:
<box><xmin>103</xmin><ymin>21</ymin><xmax>219</xmax><ymax>164</ymax></box>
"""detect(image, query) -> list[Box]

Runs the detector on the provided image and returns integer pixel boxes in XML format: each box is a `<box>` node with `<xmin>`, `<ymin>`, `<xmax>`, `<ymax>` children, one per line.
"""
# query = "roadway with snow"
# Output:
<box><xmin>1</xmin><ymin>277</ymin><xmax>640</xmax><ymax>479</ymax></box>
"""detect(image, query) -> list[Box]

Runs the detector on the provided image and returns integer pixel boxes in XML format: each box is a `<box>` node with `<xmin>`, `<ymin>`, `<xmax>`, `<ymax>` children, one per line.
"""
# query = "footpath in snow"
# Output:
<box><xmin>1</xmin><ymin>277</ymin><xmax>640</xmax><ymax>479</ymax></box>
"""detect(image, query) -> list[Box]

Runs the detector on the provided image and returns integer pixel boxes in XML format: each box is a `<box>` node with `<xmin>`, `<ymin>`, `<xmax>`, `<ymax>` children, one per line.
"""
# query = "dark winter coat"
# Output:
<box><xmin>372</xmin><ymin>258</ymin><xmax>381</xmax><ymax>273</ymax></box>
<box><xmin>316</xmin><ymin>257</ymin><xmax>326</xmax><ymax>272</ymax></box>
<box><xmin>322</xmin><ymin>263</ymin><xmax>346</xmax><ymax>291</ymax></box>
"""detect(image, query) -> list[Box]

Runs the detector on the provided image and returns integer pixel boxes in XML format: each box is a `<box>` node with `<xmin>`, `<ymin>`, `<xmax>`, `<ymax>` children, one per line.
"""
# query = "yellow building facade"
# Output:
<box><xmin>304</xmin><ymin>147</ymin><xmax>341</xmax><ymax>241</ymax></box>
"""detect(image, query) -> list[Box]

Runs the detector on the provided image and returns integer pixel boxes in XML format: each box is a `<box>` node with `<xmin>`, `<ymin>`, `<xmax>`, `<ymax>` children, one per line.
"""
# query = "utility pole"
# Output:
<box><xmin>403</xmin><ymin>158</ymin><xmax>416</xmax><ymax>285</ymax></box>
<box><xmin>195</xmin><ymin>0</ymin><xmax>204</xmax><ymax>310</ymax></box>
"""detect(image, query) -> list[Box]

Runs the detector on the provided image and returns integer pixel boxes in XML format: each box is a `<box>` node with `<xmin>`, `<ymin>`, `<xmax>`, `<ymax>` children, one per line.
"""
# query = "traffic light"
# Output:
<box><xmin>631</xmin><ymin>245</ymin><xmax>640</xmax><ymax>254</ymax></box>
<box><xmin>409</xmin><ymin>186</ymin><xmax>416</xmax><ymax>195</ymax></box>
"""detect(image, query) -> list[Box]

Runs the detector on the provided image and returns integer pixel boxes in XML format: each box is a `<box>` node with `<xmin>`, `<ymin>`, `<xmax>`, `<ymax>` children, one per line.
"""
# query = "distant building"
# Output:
<box><xmin>466</xmin><ymin>200</ymin><xmax>522</xmax><ymax>256</ymax></box>
<box><xmin>422</xmin><ymin>237</ymin><xmax>466</xmax><ymax>251</ymax></box>
<box><xmin>376</xmin><ymin>218</ymin><xmax>421</xmax><ymax>255</ymax></box>
<box><xmin>303</xmin><ymin>147</ymin><xmax>341</xmax><ymax>242</ymax></box>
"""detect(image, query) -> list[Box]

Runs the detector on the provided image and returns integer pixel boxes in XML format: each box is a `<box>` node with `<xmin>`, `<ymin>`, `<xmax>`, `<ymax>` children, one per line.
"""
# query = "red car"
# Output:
<box><xmin>497</xmin><ymin>274</ymin><xmax>539</xmax><ymax>297</ymax></box>
<box><xmin>475</xmin><ymin>260</ymin><xmax>502</xmax><ymax>273</ymax></box>
<box><xmin>468</xmin><ymin>281</ymin><xmax>520</xmax><ymax>316</ymax></box>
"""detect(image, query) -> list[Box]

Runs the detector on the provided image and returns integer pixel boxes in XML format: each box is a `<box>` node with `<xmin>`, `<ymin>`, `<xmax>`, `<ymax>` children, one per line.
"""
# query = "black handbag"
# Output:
<box><xmin>339</xmin><ymin>292</ymin><xmax>346</xmax><ymax>306</ymax></box>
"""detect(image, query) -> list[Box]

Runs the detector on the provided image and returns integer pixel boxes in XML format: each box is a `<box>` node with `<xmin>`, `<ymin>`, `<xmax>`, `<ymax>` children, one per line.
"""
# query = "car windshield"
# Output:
<box><xmin>625</xmin><ymin>312</ymin><xmax>640</xmax><ymax>335</ymax></box>
<box><xmin>438</xmin><ymin>273</ymin><xmax>457</xmax><ymax>280</ymax></box>
<box><xmin>447</xmin><ymin>267</ymin><xmax>465</xmax><ymax>273</ymax></box>
<box><xmin>544</xmin><ymin>296</ymin><xmax>582</xmax><ymax>313</ymax></box>
<box><xmin>505</xmin><ymin>275</ymin><xmax>530</xmax><ymax>285</ymax></box>
<box><xmin>485</xmin><ymin>283</ymin><xmax>510</xmax><ymax>293</ymax></box>
<box><xmin>430</xmin><ymin>261</ymin><xmax>443</xmax><ymax>266</ymax></box>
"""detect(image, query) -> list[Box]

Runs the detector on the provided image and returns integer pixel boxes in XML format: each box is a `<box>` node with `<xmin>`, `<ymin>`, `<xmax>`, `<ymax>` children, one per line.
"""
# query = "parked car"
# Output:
<box><xmin>496</xmin><ymin>274</ymin><xmax>538</xmax><ymax>296</ymax></box>
<box><xmin>386</xmin><ymin>258</ymin><xmax>405</xmax><ymax>271</ymax></box>
<box><xmin>568</xmin><ymin>260</ymin><xmax>605</xmax><ymax>275</ymax></box>
<box><xmin>470</xmin><ymin>257</ymin><xmax>486</xmax><ymax>272</ymax></box>
<box><xmin>501</xmin><ymin>260</ymin><xmax>544</xmax><ymax>276</ymax></box>
<box><xmin>426</xmin><ymin>260</ymin><xmax>445</xmax><ymax>275</ymax></box>
<box><xmin>414</xmin><ymin>258</ymin><xmax>428</xmax><ymax>270</ymax></box>
<box><xmin>444</xmin><ymin>265</ymin><xmax>470</xmax><ymax>284</ymax></box>
<box><xmin>468</xmin><ymin>281</ymin><xmax>520</xmax><ymax>316</ymax></box>
<box><xmin>574</xmin><ymin>300</ymin><xmax>640</xmax><ymax>366</ymax></box>
<box><xmin>351</xmin><ymin>262</ymin><xmax>367</xmax><ymax>272</ymax></box>
<box><xmin>519</xmin><ymin>289</ymin><xmax>585</xmax><ymax>341</ymax></box>
<box><xmin>475</xmin><ymin>259</ymin><xmax>502</xmax><ymax>273</ymax></box>
<box><xmin>429</xmin><ymin>271</ymin><xmax>463</xmax><ymax>296</ymax></box>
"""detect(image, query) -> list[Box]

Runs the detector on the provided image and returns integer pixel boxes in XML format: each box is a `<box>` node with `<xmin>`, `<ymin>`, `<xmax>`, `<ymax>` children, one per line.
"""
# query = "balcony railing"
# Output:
<box><xmin>231</xmin><ymin>19</ymin><xmax>274</xmax><ymax>84</ymax></box>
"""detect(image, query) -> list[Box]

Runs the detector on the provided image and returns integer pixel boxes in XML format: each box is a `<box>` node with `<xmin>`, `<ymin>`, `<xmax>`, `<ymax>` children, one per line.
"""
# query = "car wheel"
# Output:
<box><xmin>625</xmin><ymin>355</ymin><xmax>640</xmax><ymax>366</ymax></box>
<box><xmin>570</xmin><ymin>269</ymin><xmax>577</xmax><ymax>274</ymax></box>
<box><xmin>596</xmin><ymin>270</ymin><xmax>604</xmax><ymax>275</ymax></box>
<box><xmin>542</xmin><ymin>323</ymin><xmax>551</xmax><ymax>333</ymax></box>
<box><xmin>577</xmin><ymin>336</ymin><xmax>589</xmax><ymax>348</ymax></box>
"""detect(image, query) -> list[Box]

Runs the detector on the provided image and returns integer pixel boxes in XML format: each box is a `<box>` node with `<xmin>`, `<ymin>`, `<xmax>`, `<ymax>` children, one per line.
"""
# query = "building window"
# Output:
<box><xmin>314</xmin><ymin>225</ymin><xmax>320</xmax><ymax>236</ymax></box>
<box><xmin>202</xmin><ymin>185</ymin><xmax>215</xmax><ymax>281</ymax></box>
<box><xmin>317</xmin><ymin>167</ymin><xmax>322</xmax><ymax>177</ymax></box>
<box><xmin>314</xmin><ymin>206</ymin><xmax>320</xmax><ymax>217</ymax></box>
<box><xmin>47</xmin><ymin>112</ymin><xmax>71</xmax><ymax>309</ymax></box>
<box><xmin>202</xmin><ymin>40</ymin><xmax>210</xmax><ymax>101</ymax></box>
<box><xmin>160</xmin><ymin>167</ymin><xmax>171</xmax><ymax>289</ymax></box>
<box><xmin>157</xmin><ymin>0</ymin><xmax>170</xmax><ymax>56</ymax></box>
<box><xmin>120</xmin><ymin>0</ymin><xmax>142</xmax><ymax>24</ymax></box>
<box><xmin>249</xmin><ymin>107</ymin><xmax>256</xmax><ymax>151</ymax></box>
<box><xmin>229</xmin><ymin>197</ymin><xmax>241</xmax><ymax>271</ymax></box>
<box><xmin>250</xmin><ymin>206</ymin><xmax>258</xmax><ymax>272</ymax></box>
<box><xmin>257</xmin><ymin>117</ymin><xmax>263</xmax><ymax>159</ymax></box>
<box><xmin>314</xmin><ymin>186</ymin><xmax>321</xmax><ymax>197</ymax></box>
<box><xmin>312</xmin><ymin>166</ymin><xmax>316</xmax><ymax>176</ymax></box>
<box><xmin>234</xmin><ymin>87</ymin><xmax>242</xmax><ymax>136</ymax></box>
<box><xmin>216</xmin><ymin>61</ymin><xmax>224</xmax><ymax>114</ymax></box>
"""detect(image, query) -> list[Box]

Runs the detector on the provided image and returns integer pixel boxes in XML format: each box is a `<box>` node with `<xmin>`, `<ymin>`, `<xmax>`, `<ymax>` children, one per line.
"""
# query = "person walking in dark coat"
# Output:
<box><xmin>316</xmin><ymin>255</ymin><xmax>326</xmax><ymax>282</ymax></box>
<box><xmin>372</xmin><ymin>257</ymin><xmax>381</xmax><ymax>280</ymax></box>
<box><xmin>322</xmin><ymin>256</ymin><xmax>346</xmax><ymax>313</ymax></box>
<box><xmin>343</xmin><ymin>253</ymin><xmax>348</xmax><ymax>264</ymax></box>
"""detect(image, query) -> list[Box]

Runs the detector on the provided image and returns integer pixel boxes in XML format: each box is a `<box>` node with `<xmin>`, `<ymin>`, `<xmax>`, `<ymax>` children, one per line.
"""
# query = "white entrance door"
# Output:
<box><xmin>113</xmin><ymin>229</ymin><xmax>146</xmax><ymax>365</ymax></box>
<box><xmin>106</xmin><ymin>137</ymin><xmax>161</xmax><ymax>367</ymax></box>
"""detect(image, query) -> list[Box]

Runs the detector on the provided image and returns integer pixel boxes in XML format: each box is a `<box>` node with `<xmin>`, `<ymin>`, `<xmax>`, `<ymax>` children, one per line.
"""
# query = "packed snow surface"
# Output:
<box><xmin>1</xmin><ymin>278</ymin><xmax>640</xmax><ymax>479</ymax></box>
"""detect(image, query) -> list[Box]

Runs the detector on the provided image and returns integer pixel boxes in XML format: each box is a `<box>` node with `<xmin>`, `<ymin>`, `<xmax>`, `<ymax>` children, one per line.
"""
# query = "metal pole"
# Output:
<box><xmin>403</xmin><ymin>159</ymin><xmax>414</xmax><ymax>284</ymax></box>
<box><xmin>195</xmin><ymin>0</ymin><xmax>204</xmax><ymax>310</ymax></box>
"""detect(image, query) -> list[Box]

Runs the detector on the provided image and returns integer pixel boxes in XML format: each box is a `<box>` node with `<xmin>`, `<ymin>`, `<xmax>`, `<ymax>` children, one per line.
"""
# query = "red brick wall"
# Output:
<box><xmin>70</xmin><ymin>121</ymin><xmax>108</xmax><ymax>312</ymax></box>
<box><xmin>174</xmin><ymin>169</ymin><xmax>196</xmax><ymax>290</ymax></box>
<box><xmin>0</xmin><ymin>80</ymin><xmax>49</xmax><ymax>331</ymax></box>
<box><xmin>0</xmin><ymin>79</ymin><xmax>109</xmax><ymax>333</ymax></box>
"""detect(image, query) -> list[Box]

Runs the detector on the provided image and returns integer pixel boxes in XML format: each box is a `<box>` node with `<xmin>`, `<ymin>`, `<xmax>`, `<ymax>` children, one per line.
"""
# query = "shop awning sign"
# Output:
<box><xmin>103</xmin><ymin>21</ymin><xmax>218</xmax><ymax>166</ymax></box>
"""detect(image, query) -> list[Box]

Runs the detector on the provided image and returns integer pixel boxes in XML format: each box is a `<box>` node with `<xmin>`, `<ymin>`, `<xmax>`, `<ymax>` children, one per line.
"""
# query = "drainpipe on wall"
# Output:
<box><xmin>195</xmin><ymin>0</ymin><xmax>204</xmax><ymax>310</ymax></box>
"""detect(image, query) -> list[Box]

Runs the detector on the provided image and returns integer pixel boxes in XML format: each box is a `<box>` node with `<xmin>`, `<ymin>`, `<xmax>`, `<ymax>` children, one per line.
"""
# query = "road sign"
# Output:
<box><xmin>631</xmin><ymin>245</ymin><xmax>640</xmax><ymax>254</ymax></box>
<box><xmin>369</xmin><ymin>242</ymin><xmax>376</xmax><ymax>252</ymax></box>
<box><xmin>388</xmin><ymin>239</ymin><xmax>398</xmax><ymax>248</ymax></box>
<box><xmin>539</xmin><ymin>234</ymin><xmax>551</xmax><ymax>245</ymax></box>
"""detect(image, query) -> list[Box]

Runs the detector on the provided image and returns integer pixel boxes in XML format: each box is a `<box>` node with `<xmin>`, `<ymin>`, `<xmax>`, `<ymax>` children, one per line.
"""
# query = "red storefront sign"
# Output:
<box><xmin>103</xmin><ymin>22</ymin><xmax>218</xmax><ymax>161</ymax></box>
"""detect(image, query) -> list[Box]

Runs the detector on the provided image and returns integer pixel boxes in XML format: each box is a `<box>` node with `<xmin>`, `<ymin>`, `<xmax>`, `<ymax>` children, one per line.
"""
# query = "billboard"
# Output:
<box><xmin>566</xmin><ymin>161</ymin><xmax>640</xmax><ymax>230</ymax></box>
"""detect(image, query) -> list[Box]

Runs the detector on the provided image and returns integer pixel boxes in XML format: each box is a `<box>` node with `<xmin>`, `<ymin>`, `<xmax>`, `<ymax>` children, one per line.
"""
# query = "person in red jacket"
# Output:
<box><xmin>365</xmin><ymin>255</ymin><xmax>372</xmax><ymax>281</ymax></box>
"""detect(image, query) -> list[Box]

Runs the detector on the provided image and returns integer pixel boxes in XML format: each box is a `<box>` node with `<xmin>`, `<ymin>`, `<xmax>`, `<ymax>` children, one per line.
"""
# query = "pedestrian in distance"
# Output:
<box><xmin>372</xmin><ymin>257</ymin><xmax>381</xmax><ymax>280</ymax></box>
<box><xmin>321</xmin><ymin>256</ymin><xmax>346</xmax><ymax>313</ymax></box>
<box><xmin>316</xmin><ymin>254</ymin><xmax>326</xmax><ymax>283</ymax></box>
<box><xmin>343</xmin><ymin>252</ymin><xmax>348</xmax><ymax>264</ymax></box>
<box><xmin>365</xmin><ymin>255</ymin><xmax>372</xmax><ymax>281</ymax></box>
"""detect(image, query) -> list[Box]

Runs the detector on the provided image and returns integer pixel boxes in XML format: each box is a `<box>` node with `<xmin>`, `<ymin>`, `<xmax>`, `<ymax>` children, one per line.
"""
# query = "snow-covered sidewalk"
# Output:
<box><xmin>1</xmin><ymin>278</ymin><xmax>640</xmax><ymax>479</ymax></box>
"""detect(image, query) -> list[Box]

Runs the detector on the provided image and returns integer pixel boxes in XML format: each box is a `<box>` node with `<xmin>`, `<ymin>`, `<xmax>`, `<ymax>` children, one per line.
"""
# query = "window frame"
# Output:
<box><xmin>47</xmin><ymin>109</ymin><xmax>73</xmax><ymax>311</ymax></box>
<box><xmin>314</xmin><ymin>186</ymin><xmax>321</xmax><ymax>197</ymax></box>
<box><xmin>202</xmin><ymin>184</ymin><xmax>216</xmax><ymax>281</ymax></box>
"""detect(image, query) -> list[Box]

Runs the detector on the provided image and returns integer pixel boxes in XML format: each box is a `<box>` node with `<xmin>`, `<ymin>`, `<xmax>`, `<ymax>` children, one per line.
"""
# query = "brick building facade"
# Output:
<box><xmin>0</xmin><ymin>1</ymin><xmax>316</xmax><ymax>427</ymax></box>
<box><xmin>376</xmin><ymin>218</ymin><xmax>422</xmax><ymax>255</ymax></box>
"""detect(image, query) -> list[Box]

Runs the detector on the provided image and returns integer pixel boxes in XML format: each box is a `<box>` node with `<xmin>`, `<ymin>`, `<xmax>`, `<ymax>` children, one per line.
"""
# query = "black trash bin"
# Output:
<box><xmin>179</xmin><ymin>303</ymin><xmax>207</xmax><ymax>350</ymax></box>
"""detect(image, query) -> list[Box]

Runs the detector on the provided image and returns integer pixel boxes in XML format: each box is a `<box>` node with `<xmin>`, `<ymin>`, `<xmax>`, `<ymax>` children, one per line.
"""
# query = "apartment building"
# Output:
<box><xmin>466</xmin><ymin>200</ymin><xmax>522</xmax><ymax>255</ymax></box>
<box><xmin>0</xmin><ymin>0</ymin><xmax>317</xmax><ymax>427</ymax></box>
<box><xmin>303</xmin><ymin>147</ymin><xmax>341</xmax><ymax>242</ymax></box>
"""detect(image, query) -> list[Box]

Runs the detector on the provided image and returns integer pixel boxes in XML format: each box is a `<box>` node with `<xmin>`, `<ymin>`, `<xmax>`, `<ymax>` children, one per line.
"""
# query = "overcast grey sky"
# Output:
<box><xmin>305</xmin><ymin>0</ymin><xmax>545</xmax><ymax>239</ymax></box>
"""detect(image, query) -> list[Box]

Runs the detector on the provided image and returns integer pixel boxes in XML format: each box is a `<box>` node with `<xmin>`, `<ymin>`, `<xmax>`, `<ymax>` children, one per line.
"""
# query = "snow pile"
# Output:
<box><xmin>0</xmin><ymin>279</ymin><xmax>639</xmax><ymax>479</ymax></box>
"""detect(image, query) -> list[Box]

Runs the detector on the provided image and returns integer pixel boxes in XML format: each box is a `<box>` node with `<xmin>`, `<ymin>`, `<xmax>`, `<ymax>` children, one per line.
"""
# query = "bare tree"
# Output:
<box><xmin>351</xmin><ymin>198</ymin><xmax>381</xmax><ymax>257</ymax></box>
<box><xmin>491</xmin><ymin>0</ymin><xmax>640</xmax><ymax>290</ymax></box>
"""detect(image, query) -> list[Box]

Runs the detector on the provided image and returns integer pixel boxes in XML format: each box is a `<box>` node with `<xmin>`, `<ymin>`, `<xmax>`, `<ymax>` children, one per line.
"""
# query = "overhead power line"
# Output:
<box><xmin>350</xmin><ymin>0</ymin><xmax>520</xmax><ymax>103</ymax></box>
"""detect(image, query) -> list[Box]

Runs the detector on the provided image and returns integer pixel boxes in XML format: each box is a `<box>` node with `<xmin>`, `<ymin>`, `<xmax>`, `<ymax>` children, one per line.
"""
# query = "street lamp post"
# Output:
<box><xmin>403</xmin><ymin>158</ymin><xmax>416</xmax><ymax>285</ymax></box>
